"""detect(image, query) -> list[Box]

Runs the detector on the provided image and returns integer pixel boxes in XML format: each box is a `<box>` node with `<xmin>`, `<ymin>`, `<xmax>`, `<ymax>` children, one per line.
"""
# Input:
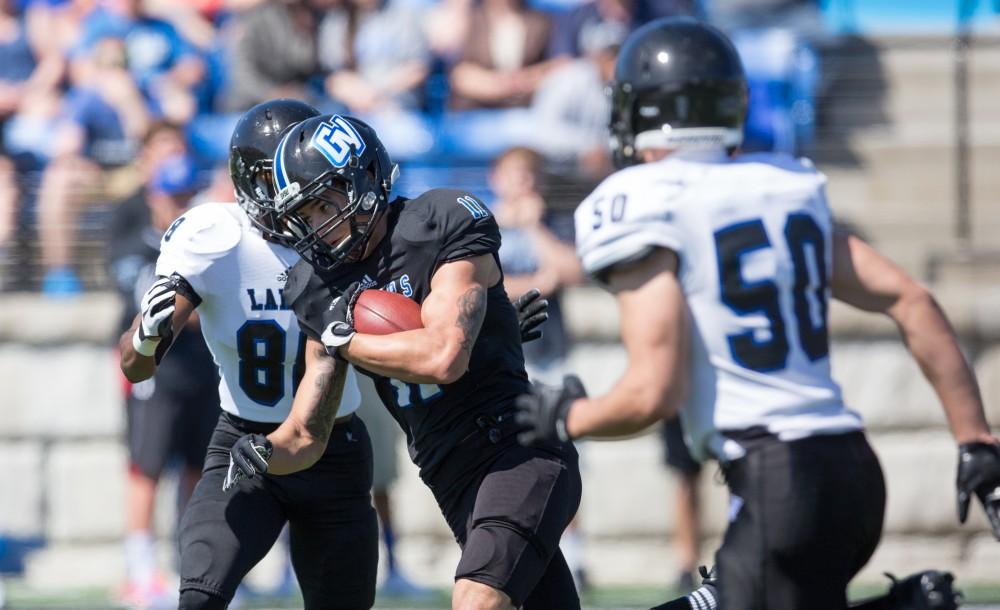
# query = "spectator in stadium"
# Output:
<box><xmin>0</xmin><ymin>0</ymin><xmax>59</xmax><ymax>135</ymax></box>
<box><xmin>0</xmin><ymin>0</ymin><xmax>73</xmax><ymax>149</ymax></box>
<box><xmin>24</xmin><ymin>0</ymin><xmax>96</xmax><ymax>63</ymax></box>
<box><xmin>530</xmin><ymin>19</ymin><xmax>624</xmax><ymax>174</ymax></box>
<box><xmin>492</xmin><ymin>146</ymin><xmax>580</xmax><ymax>382</ymax></box>
<box><xmin>423</xmin><ymin>0</ymin><xmax>471</xmax><ymax>62</ymax></box>
<box><xmin>108</xmin><ymin>150</ymin><xmax>219</xmax><ymax>609</ymax></box>
<box><xmin>73</xmin><ymin>0</ymin><xmax>205</xmax><ymax>124</ymax></box>
<box><xmin>222</xmin><ymin>0</ymin><xmax>327</xmax><ymax>112</ymax></box>
<box><xmin>36</xmin><ymin>35</ymin><xmax>149</xmax><ymax>295</ymax></box>
<box><xmin>319</xmin><ymin>0</ymin><xmax>430</xmax><ymax>113</ymax></box>
<box><xmin>547</xmin><ymin>0</ymin><xmax>701</xmax><ymax>59</ymax></box>
<box><xmin>142</xmin><ymin>0</ymin><xmax>225</xmax><ymax>53</ymax></box>
<box><xmin>318</xmin><ymin>0</ymin><xmax>435</xmax><ymax>157</ymax></box>
<box><xmin>0</xmin><ymin>155</ymin><xmax>18</xmax><ymax>288</ymax></box>
<box><xmin>448</xmin><ymin>0</ymin><xmax>564</xmax><ymax>110</ymax></box>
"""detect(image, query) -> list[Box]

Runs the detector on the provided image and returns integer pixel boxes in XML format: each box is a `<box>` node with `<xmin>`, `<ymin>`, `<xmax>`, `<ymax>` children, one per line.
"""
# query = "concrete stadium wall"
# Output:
<box><xmin>2</xmin><ymin>284</ymin><xmax>1000</xmax><ymax>592</ymax></box>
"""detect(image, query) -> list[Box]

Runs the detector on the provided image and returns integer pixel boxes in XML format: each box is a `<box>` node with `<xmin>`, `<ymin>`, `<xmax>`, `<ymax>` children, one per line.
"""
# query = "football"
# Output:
<box><xmin>353</xmin><ymin>289</ymin><xmax>424</xmax><ymax>335</ymax></box>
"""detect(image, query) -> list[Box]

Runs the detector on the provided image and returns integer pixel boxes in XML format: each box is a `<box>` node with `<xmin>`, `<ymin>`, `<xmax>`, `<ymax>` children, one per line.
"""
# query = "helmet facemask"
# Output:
<box><xmin>233</xmin><ymin>152</ymin><xmax>292</xmax><ymax>244</ymax></box>
<box><xmin>275</xmin><ymin>153</ymin><xmax>392</xmax><ymax>272</ymax></box>
<box><xmin>229</xmin><ymin>99</ymin><xmax>321</xmax><ymax>244</ymax></box>
<box><xmin>611</xmin><ymin>80</ymin><xmax>747</xmax><ymax>167</ymax></box>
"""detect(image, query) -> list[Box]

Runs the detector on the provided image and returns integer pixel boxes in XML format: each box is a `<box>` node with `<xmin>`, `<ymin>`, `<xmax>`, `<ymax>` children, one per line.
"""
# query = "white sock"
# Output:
<box><xmin>124</xmin><ymin>530</ymin><xmax>157</xmax><ymax>588</ymax></box>
<box><xmin>685</xmin><ymin>582</ymin><xmax>719</xmax><ymax>610</ymax></box>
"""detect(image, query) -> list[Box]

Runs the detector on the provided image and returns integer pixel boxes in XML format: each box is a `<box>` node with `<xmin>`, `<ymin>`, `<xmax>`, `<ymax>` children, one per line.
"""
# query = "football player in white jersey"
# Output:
<box><xmin>118</xmin><ymin>100</ymin><xmax>379</xmax><ymax>610</ymax></box>
<box><xmin>515</xmin><ymin>18</ymin><xmax>1000</xmax><ymax>610</ymax></box>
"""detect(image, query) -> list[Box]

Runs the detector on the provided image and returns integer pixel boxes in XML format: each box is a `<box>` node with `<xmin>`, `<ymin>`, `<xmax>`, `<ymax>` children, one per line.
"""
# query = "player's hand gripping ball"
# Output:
<box><xmin>321</xmin><ymin>284</ymin><xmax>423</xmax><ymax>357</ymax></box>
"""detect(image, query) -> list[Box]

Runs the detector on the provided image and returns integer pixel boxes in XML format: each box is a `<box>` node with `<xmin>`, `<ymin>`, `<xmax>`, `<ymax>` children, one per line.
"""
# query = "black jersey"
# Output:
<box><xmin>286</xmin><ymin>188</ymin><xmax>531</xmax><ymax>482</ymax></box>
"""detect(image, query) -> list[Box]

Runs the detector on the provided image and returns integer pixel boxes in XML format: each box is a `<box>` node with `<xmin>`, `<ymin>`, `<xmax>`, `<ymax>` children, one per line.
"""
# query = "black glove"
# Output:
<box><xmin>320</xmin><ymin>281</ymin><xmax>363</xmax><ymax>357</ymax></box>
<box><xmin>513</xmin><ymin>288</ymin><xmax>549</xmax><ymax>343</ymax></box>
<box><xmin>515</xmin><ymin>375</ymin><xmax>587</xmax><ymax>446</ymax></box>
<box><xmin>957</xmin><ymin>441</ymin><xmax>1000</xmax><ymax>540</ymax></box>
<box><xmin>223</xmin><ymin>433</ymin><xmax>273</xmax><ymax>492</ymax></box>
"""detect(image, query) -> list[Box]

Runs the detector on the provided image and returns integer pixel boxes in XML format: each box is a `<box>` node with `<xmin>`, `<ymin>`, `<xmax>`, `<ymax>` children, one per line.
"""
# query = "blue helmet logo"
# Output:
<box><xmin>311</xmin><ymin>115</ymin><xmax>367</xmax><ymax>169</ymax></box>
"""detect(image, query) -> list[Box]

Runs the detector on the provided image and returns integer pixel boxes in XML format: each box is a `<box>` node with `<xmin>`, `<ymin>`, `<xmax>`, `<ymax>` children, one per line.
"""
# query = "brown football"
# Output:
<box><xmin>353</xmin><ymin>289</ymin><xmax>423</xmax><ymax>335</ymax></box>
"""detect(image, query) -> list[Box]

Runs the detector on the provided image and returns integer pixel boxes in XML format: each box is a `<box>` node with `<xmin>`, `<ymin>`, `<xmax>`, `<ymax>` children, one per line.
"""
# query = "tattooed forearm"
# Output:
<box><xmin>304</xmin><ymin>357</ymin><xmax>347</xmax><ymax>441</ymax></box>
<box><xmin>456</xmin><ymin>286</ymin><xmax>487</xmax><ymax>355</ymax></box>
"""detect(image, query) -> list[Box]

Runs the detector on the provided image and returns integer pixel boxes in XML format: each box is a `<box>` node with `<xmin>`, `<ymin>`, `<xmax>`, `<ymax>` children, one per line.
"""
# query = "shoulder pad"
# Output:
<box><xmin>160</xmin><ymin>202</ymin><xmax>243</xmax><ymax>256</ymax></box>
<box><xmin>155</xmin><ymin>203</ymin><xmax>243</xmax><ymax>299</ymax></box>
<box><xmin>738</xmin><ymin>152</ymin><xmax>822</xmax><ymax>176</ymax></box>
<box><xmin>396</xmin><ymin>189</ymin><xmax>499</xmax><ymax>252</ymax></box>
<box><xmin>574</xmin><ymin>167</ymin><xmax>686</xmax><ymax>278</ymax></box>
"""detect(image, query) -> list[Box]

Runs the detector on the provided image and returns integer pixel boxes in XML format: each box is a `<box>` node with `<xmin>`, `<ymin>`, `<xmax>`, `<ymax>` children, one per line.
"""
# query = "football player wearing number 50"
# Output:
<box><xmin>241</xmin><ymin>113</ymin><xmax>582</xmax><ymax>610</ymax></box>
<box><xmin>514</xmin><ymin>17</ymin><xmax>1000</xmax><ymax>610</ymax></box>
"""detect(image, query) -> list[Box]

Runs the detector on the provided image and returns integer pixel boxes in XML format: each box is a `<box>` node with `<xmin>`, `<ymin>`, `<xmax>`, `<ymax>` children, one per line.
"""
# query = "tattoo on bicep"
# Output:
<box><xmin>456</xmin><ymin>286</ymin><xmax>487</xmax><ymax>355</ymax></box>
<box><xmin>304</xmin><ymin>359</ymin><xmax>347</xmax><ymax>441</ymax></box>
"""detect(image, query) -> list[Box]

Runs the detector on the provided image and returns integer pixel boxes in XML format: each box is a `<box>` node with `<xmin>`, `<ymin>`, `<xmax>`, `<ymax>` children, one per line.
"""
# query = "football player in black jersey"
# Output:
<box><xmin>227</xmin><ymin>114</ymin><xmax>582</xmax><ymax>610</ymax></box>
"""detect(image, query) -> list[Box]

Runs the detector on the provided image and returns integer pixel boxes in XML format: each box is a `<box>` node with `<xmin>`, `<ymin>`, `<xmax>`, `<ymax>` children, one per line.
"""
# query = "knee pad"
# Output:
<box><xmin>178</xmin><ymin>588</ymin><xmax>228</xmax><ymax>610</ymax></box>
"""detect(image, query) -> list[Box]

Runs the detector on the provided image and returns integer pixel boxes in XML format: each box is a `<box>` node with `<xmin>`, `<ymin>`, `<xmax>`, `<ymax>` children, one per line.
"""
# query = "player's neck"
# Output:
<box><xmin>361</xmin><ymin>213</ymin><xmax>390</xmax><ymax>258</ymax></box>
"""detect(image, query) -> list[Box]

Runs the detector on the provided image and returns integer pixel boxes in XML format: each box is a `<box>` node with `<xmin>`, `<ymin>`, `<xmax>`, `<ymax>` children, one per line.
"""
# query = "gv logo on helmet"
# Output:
<box><xmin>312</xmin><ymin>116</ymin><xmax>367</xmax><ymax>168</ymax></box>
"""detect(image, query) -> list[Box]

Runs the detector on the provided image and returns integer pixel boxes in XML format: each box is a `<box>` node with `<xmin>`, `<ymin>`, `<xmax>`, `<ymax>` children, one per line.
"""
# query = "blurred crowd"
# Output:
<box><xmin>0</xmin><ymin>0</ymin><xmax>826</xmax><ymax>295</ymax></box>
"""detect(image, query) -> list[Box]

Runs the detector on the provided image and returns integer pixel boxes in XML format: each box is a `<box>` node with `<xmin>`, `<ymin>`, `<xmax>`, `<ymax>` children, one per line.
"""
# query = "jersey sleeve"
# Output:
<box><xmin>421</xmin><ymin>189</ymin><xmax>502</xmax><ymax>266</ymax></box>
<box><xmin>286</xmin><ymin>260</ymin><xmax>328</xmax><ymax>341</ymax></box>
<box><xmin>154</xmin><ymin>203</ymin><xmax>242</xmax><ymax>302</ymax></box>
<box><xmin>574</xmin><ymin>169</ymin><xmax>687</xmax><ymax>278</ymax></box>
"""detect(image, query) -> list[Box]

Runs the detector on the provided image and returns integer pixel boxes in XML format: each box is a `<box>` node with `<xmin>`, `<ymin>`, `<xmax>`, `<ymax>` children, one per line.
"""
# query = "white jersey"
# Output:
<box><xmin>155</xmin><ymin>203</ymin><xmax>361</xmax><ymax>423</ymax></box>
<box><xmin>575</xmin><ymin>151</ymin><xmax>862</xmax><ymax>462</ymax></box>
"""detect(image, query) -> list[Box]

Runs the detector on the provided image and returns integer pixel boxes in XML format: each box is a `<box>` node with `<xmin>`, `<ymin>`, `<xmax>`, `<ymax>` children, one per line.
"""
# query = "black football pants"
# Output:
<box><xmin>178</xmin><ymin>412</ymin><xmax>378</xmax><ymax>610</ymax></box>
<box><xmin>429</xmin><ymin>426</ymin><xmax>582</xmax><ymax>610</ymax></box>
<box><xmin>716</xmin><ymin>430</ymin><xmax>886</xmax><ymax>610</ymax></box>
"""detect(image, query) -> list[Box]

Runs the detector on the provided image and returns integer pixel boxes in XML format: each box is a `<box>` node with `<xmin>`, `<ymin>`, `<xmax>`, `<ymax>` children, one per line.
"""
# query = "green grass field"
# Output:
<box><xmin>4</xmin><ymin>583</ymin><xmax>1000</xmax><ymax>609</ymax></box>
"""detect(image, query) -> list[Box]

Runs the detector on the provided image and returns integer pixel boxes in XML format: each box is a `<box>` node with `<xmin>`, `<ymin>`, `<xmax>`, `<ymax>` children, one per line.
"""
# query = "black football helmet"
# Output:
<box><xmin>229</xmin><ymin>99</ymin><xmax>320</xmax><ymax>242</ymax></box>
<box><xmin>609</xmin><ymin>18</ymin><xmax>748</xmax><ymax>168</ymax></box>
<box><xmin>270</xmin><ymin>114</ymin><xmax>398</xmax><ymax>271</ymax></box>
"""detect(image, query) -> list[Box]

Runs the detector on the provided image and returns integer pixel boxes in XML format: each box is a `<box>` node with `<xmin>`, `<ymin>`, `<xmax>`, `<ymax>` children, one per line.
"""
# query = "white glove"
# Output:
<box><xmin>133</xmin><ymin>276</ymin><xmax>177</xmax><ymax>356</ymax></box>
